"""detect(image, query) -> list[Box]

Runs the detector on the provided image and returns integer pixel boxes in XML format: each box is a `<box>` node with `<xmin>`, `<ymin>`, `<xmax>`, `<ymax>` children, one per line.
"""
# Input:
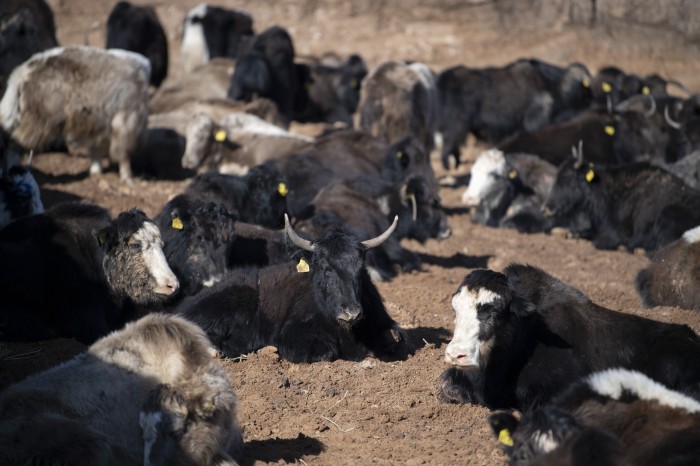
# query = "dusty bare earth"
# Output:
<box><xmin>2</xmin><ymin>1</ymin><xmax>700</xmax><ymax>465</ymax></box>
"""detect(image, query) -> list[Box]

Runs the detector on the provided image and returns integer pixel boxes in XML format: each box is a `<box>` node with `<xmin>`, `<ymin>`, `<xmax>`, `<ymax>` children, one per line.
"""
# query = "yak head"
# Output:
<box><xmin>157</xmin><ymin>196</ymin><xmax>236</xmax><ymax>298</ymax></box>
<box><xmin>242</xmin><ymin>161</ymin><xmax>288</xmax><ymax>229</ymax></box>
<box><xmin>284</xmin><ymin>214</ymin><xmax>397</xmax><ymax>326</ymax></box>
<box><xmin>395</xmin><ymin>175</ymin><xmax>451</xmax><ymax>242</ymax></box>
<box><xmin>541</xmin><ymin>146</ymin><xmax>600</xmax><ymax>237</ymax></box>
<box><xmin>97</xmin><ymin>209</ymin><xmax>179</xmax><ymax>305</ymax></box>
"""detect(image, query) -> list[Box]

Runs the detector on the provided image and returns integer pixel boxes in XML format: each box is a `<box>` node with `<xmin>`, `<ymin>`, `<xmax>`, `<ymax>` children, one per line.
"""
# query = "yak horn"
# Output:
<box><xmin>284</xmin><ymin>214</ymin><xmax>315</xmax><ymax>252</ymax></box>
<box><xmin>409</xmin><ymin>193</ymin><xmax>417</xmax><ymax>222</ymax></box>
<box><xmin>362</xmin><ymin>216</ymin><xmax>399</xmax><ymax>249</ymax></box>
<box><xmin>667</xmin><ymin>79</ymin><xmax>691</xmax><ymax>96</ymax></box>
<box><xmin>664</xmin><ymin>105</ymin><xmax>682</xmax><ymax>130</ymax></box>
<box><xmin>572</xmin><ymin>140</ymin><xmax>584</xmax><ymax>169</ymax></box>
<box><xmin>399</xmin><ymin>184</ymin><xmax>418</xmax><ymax>222</ymax></box>
<box><xmin>644</xmin><ymin>94</ymin><xmax>656</xmax><ymax>118</ymax></box>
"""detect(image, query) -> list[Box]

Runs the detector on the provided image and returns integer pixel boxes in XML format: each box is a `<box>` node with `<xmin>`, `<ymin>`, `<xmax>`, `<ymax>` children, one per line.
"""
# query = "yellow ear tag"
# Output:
<box><xmin>296</xmin><ymin>258</ymin><xmax>310</xmax><ymax>273</ymax></box>
<box><xmin>278</xmin><ymin>182</ymin><xmax>288</xmax><ymax>197</ymax></box>
<box><xmin>171</xmin><ymin>217</ymin><xmax>184</xmax><ymax>230</ymax></box>
<box><xmin>604</xmin><ymin>125</ymin><xmax>615</xmax><ymax>136</ymax></box>
<box><xmin>498</xmin><ymin>429</ymin><xmax>514</xmax><ymax>447</ymax></box>
<box><xmin>97</xmin><ymin>233</ymin><xmax>106</xmax><ymax>246</ymax></box>
<box><xmin>602</xmin><ymin>82</ymin><xmax>612</xmax><ymax>93</ymax></box>
<box><xmin>508</xmin><ymin>170</ymin><xmax>517</xmax><ymax>179</ymax></box>
<box><xmin>582</xmin><ymin>78</ymin><xmax>590</xmax><ymax>88</ymax></box>
<box><xmin>585</xmin><ymin>169</ymin><xmax>596</xmax><ymax>183</ymax></box>
<box><xmin>642</xmin><ymin>86</ymin><xmax>650</xmax><ymax>95</ymax></box>
<box><xmin>396</xmin><ymin>150</ymin><xmax>403</xmax><ymax>159</ymax></box>
<box><xmin>214</xmin><ymin>130</ymin><xmax>227</xmax><ymax>142</ymax></box>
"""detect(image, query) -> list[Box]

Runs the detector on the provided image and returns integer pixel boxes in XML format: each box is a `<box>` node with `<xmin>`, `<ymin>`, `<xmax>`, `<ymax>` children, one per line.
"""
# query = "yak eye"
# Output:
<box><xmin>129</xmin><ymin>242</ymin><xmax>142</xmax><ymax>252</ymax></box>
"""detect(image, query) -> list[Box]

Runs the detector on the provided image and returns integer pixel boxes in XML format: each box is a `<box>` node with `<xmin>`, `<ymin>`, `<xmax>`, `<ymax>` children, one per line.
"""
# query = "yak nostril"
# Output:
<box><xmin>156</xmin><ymin>279</ymin><xmax>179</xmax><ymax>296</ymax></box>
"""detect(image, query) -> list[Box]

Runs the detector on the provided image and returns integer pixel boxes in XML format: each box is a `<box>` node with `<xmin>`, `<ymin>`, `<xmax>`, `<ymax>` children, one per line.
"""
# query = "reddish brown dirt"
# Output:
<box><xmin>2</xmin><ymin>1</ymin><xmax>700</xmax><ymax>465</ymax></box>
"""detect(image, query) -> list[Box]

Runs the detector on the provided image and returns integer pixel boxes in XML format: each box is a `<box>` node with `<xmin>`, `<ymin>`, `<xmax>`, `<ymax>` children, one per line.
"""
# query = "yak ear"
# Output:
<box><xmin>509</xmin><ymin>294</ymin><xmax>536</xmax><ymax>317</ymax></box>
<box><xmin>488</xmin><ymin>412</ymin><xmax>519</xmax><ymax>449</ymax></box>
<box><xmin>94</xmin><ymin>226</ymin><xmax>115</xmax><ymax>250</ymax></box>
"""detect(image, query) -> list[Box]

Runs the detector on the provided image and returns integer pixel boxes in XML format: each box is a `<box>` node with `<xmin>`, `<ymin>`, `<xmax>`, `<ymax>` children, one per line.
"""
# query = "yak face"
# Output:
<box><xmin>542</xmin><ymin>159</ymin><xmax>598</xmax><ymax>234</ymax></box>
<box><xmin>310</xmin><ymin>228</ymin><xmax>367</xmax><ymax>326</ymax></box>
<box><xmin>445</xmin><ymin>269</ymin><xmax>512</xmax><ymax>367</ymax></box>
<box><xmin>381</xmin><ymin>135</ymin><xmax>436</xmax><ymax>190</ymax></box>
<box><xmin>141</xmin><ymin>379</ymin><xmax>241</xmax><ymax>466</ymax></box>
<box><xmin>158</xmin><ymin>197</ymin><xmax>236</xmax><ymax>297</ymax></box>
<box><xmin>398</xmin><ymin>175</ymin><xmax>450</xmax><ymax>242</ymax></box>
<box><xmin>98</xmin><ymin>210</ymin><xmax>179</xmax><ymax>305</ymax></box>
<box><xmin>462</xmin><ymin>149</ymin><xmax>508</xmax><ymax>207</ymax></box>
<box><xmin>242</xmin><ymin>161</ymin><xmax>288</xmax><ymax>229</ymax></box>
<box><xmin>559</xmin><ymin>63</ymin><xmax>593</xmax><ymax>112</ymax></box>
<box><xmin>506</xmin><ymin>407</ymin><xmax>583</xmax><ymax>466</ymax></box>
<box><xmin>182</xmin><ymin>114</ymin><xmax>215</xmax><ymax>170</ymax></box>
<box><xmin>335</xmin><ymin>54</ymin><xmax>367</xmax><ymax>115</ymax></box>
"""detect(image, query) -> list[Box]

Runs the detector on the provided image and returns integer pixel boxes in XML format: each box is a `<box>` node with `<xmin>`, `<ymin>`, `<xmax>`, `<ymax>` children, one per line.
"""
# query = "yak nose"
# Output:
<box><xmin>338</xmin><ymin>307</ymin><xmax>362</xmax><ymax>322</ymax></box>
<box><xmin>155</xmin><ymin>277</ymin><xmax>180</xmax><ymax>296</ymax></box>
<box><xmin>444</xmin><ymin>347</ymin><xmax>478</xmax><ymax>367</ymax></box>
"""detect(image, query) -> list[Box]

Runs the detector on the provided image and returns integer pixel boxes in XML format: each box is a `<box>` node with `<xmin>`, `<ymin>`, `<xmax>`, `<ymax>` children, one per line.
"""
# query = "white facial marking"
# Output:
<box><xmin>533</xmin><ymin>430</ymin><xmax>559</xmax><ymax>454</ymax></box>
<box><xmin>202</xmin><ymin>275</ymin><xmax>222</xmax><ymax>287</ymax></box>
<box><xmin>445</xmin><ymin>286</ymin><xmax>500</xmax><ymax>367</ymax></box>
<box><xmin>682</xmin><ymin>225</ymin><xmax>700</xmax><ymax>244</ymax></box>
<box><xmin>140</xmin><ymin>411</ymin><xmax>163</xmax><ymax>466</ymax></box>
<box><xmin>587</xmin><ymin>368</ymin><xmax>700</xmax><ymax>413</ymax></box>
<box><xmin>183</xmin><ymin>114</ymin><xmax>214</xmax><ymax>169</ymax></box>
<box><xmin>181</xmin><ymin>3</ymin><xmax>210</xmax><ymax>74</ymax></box>
<box><xmin>134</xmin><ymin>222</ymin><xmax>179</xmax><ymax>295</ymax></box>
<box><xmin>462</xmin><ymin>149</ymin><xmax>507</xmax><ymax>206</ymax></box>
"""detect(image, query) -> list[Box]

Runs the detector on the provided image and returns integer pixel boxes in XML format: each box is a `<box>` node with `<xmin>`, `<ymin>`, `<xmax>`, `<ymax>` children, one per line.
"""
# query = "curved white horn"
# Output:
<box><xmin>284</xmin><ymin>214</ymin><xmax>315</xmax><ymax>252</ymax></box>
<box><xmin>664</xmin><ymin>105</ymin><xmax>682</xmax><ymax>130</ymax></box>
<box><xmin>644</xmin><ymin>94</ymin><xmax>657</xmax><ymax>118</ymax></box>
<box><xmin>362</xmin><ymin>216</ymin><xmax>399</xmax><ymax>249</ymax></box>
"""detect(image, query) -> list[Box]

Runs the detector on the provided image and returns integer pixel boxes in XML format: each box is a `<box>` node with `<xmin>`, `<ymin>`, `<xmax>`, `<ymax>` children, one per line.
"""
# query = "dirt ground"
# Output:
<box><xmin>2</xmin><ymin>1</ymin><xmax>700</xmax><ymax>465</ymax></box>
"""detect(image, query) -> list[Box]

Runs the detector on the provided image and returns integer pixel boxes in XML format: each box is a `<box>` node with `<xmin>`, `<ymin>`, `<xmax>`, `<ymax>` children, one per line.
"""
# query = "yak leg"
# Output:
<box><xmin>110</xmin><ymin>110</ymin><xmax>143</xmax><ymax>183</ymax></box>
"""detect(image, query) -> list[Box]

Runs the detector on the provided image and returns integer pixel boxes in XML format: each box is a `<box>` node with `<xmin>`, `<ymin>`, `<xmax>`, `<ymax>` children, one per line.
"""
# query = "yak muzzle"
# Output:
<box><xmin>338</xmin><ymin>307</ymin><xmax>362</xmax><ymax>323</ymax></box>
<box><xmin>154</xmin><ymin>277</ymin><xmax>180</xmax><ymax>296</ymax></box>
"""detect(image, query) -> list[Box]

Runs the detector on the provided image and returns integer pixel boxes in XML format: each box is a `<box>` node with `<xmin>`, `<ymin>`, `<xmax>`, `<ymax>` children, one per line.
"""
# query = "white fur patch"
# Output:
<box><xmin>587</xmin><ymin>368</ymin><xmax>700</xmax><ymax>413</ymax></box>
<box><xmin>533</xmin><ymin>430</ymin><xmax>559</xmax><ymax>453</ymax></box>
<box><xmin>133</xmin><ymin>222</ymin><xmax>179</xmax><ymax>294</ymax></box>
<box><xmin>445</xmin><ymin>286</ymin><xmax>500</xmax><ymax>366</ymax></box>
<box><xmin>181</xmin><ymin>3</ymin><xmax>210</xmax><ymax>74</ymax></box>
<box><xmin>203</xmin><ymin>275</ymin><xmax>222</xmax><ymax>287</ymax></box>
<box><xmin>220</xmin><ymin>112</ymin><xmax>312</xmax><ymax>140</ymax></box>
<box><xmin>682</xmin><ymin>225</ymin><xmax>700</xmax><ymax>244</ymax></box>
<box><xmin>462</xmin><ymin>149</ymin><xmax>507</xmax><ymax>206</ymax></box>
<box><xmin>107</xmin><ymin>48</ymin><xmax>152</xmax><ymax>83</ymax></box>
<box><xmin>0</xmin><ymin>56</ymin><xmax>34</xmax><ymax>131</ymax></box>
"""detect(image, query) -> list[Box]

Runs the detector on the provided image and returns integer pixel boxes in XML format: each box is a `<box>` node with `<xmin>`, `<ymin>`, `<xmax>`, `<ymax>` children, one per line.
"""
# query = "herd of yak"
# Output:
<box><xmin>1</xmin><ymin>0</ymin><xmax>700</xmax><ymax>465</ymax></box>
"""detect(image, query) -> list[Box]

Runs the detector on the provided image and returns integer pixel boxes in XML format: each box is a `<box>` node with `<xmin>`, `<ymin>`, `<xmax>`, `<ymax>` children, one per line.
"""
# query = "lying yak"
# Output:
<box><xmin>0</xmin><ymin>313</ymin><xmax>242</xmax><ymax>466</ymax></box>
<box><xmin>0</xmin><ymin>201</ymin><xmax>179</xmax><ymax>343</ymax></box>
<box><xmin>636</xmin><ymin>224</ymin><xmax>700</xmax><ymax>311</ymax></box>
<box><xmin>440</xmin><ymin>264</ymin><xmax>700</xmax><ymax>411</ymax></box>
<box><xmin>177</xmin><ymin>215</ymin><xmax>405</xmax><ymax>362</ymax></box>
<box><xmin>489</xmin><ymin>368</ymin><xmax>700</xmax><ymax>466</ymax></box>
